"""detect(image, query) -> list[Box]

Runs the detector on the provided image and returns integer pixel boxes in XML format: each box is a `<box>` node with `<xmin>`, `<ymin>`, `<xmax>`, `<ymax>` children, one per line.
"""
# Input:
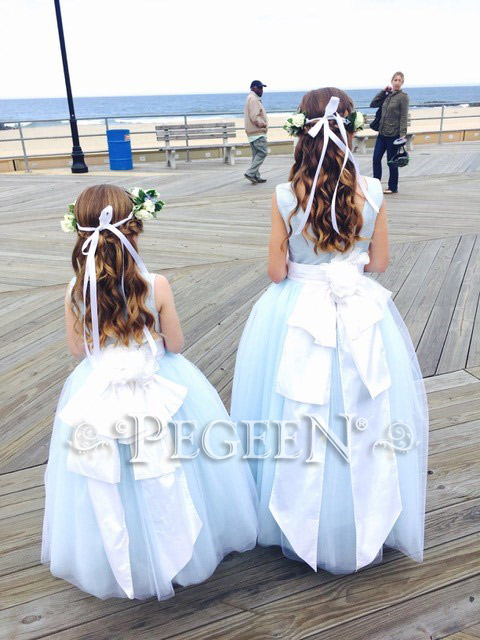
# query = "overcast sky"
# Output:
<box><xmin>2</xmin><ymin>0</ymin><xmax>479</xmax><ymax>99</ymax></box>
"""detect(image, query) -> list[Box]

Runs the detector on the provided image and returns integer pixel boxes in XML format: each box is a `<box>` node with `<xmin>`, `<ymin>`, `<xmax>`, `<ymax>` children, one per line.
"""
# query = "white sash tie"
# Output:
<box><xmin>271</xmin><ymin>249</ymin><xmax>402</xmax><ymax>571</ymax></box>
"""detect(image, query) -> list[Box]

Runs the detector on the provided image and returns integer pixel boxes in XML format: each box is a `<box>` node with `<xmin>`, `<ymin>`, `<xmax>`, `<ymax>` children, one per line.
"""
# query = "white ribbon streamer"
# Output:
<box><xmin>271</xmin><ymin>250</ymin><xmax>402</xmax><ymax>570</ymax></box>
<box><xmin>294</xmin><ymin>96</ymin><xmax>379</xmax><ymax>237</ymax></box>
<box><xmin>77</xmin><ymin>206</ymin><xmax>157</xmax><ymax>362</ymax></box>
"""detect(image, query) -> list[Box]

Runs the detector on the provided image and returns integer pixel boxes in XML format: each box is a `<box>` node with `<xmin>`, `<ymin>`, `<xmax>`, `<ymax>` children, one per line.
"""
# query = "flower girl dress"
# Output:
<box><xmin>231</xmin><ymin>176</ymin><xmax>429</xmax><ymax>574</ymax></box>
<box><xmin>42</xmin><ymin>208</ymin><xmax>258</xmax><ymax>600</ymax></box>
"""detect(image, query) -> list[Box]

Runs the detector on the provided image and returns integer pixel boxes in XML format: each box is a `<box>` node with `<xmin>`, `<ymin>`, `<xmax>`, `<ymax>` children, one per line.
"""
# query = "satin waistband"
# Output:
<box><xmin>286</xmin><ymin>258</ymin><xmax>366</xmax><ymax>283</ymax></box>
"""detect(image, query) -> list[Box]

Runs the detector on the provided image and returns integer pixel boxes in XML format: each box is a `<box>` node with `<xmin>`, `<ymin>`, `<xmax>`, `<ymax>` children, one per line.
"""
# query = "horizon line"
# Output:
<box><xmin>2</xmin><ymin>83</ymin><xmax>480</xmax><ymax>101</ymax></box>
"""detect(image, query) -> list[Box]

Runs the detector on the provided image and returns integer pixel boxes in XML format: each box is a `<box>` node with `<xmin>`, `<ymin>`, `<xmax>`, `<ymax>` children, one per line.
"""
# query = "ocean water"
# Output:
<box><xmin>1</xmin><ymin>86</ymin><xmax>479</xmax><ymax>127</ymax></box>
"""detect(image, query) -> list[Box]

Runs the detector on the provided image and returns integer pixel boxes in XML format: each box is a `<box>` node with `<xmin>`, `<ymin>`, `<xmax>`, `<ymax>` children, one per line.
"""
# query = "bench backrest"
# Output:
<box><xmin>156</xmin><ymin>122</ymin><xmax>236</xmax><ymax>144</ymax></box>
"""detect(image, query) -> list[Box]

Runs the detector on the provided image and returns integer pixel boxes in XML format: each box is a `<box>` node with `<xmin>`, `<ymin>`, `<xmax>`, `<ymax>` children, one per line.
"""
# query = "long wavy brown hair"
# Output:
<box><xmin>70</xmin><ymin>184</ymin><xmax>157</xmax><ymax>349</ymax></box>
<box><xmin>287</xmin><ymin>87</ymin><xmax>366</xmax><ymax>253</ymax></box>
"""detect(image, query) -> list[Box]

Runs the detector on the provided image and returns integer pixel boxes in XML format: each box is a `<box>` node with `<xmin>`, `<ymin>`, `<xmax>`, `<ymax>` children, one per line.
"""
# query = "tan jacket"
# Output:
<box><xmin>244</xmin><ymin>91</ymin><xmax>268</xmax><ymax>136</ymax></box>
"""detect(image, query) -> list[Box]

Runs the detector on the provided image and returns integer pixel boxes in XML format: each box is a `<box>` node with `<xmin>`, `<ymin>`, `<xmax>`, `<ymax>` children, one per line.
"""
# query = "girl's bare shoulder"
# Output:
<box><xmin>152</xmin><ymin>273</ymin><xmax>174</xmax><ymax>310</ymax></box>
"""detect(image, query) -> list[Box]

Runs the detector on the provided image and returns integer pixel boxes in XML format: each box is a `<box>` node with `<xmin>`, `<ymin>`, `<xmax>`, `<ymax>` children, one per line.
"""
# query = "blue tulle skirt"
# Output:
<box><xmin>231</xmin><ymin>277</ymin><xmax>429</xmax><ymax>574</ymax></box>
<box><xmin>42</xmin><ymin>352</ymin><xmax>259</xmax><ymax>600</ymax></box>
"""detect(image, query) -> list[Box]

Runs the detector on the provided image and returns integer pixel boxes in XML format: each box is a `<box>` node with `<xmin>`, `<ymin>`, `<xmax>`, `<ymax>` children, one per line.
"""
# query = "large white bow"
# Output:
<box><xmin>58</xmin><ymin>342</ymin><xmax>203</xmax><ymax>599</ymax></box>
<box><xmin>294</xmin><ymin>96</ymin><xmax>379</xmax><ymax>237</ymax></box>
<box><xmin>271</xmin><ymin>250</ymin><xmax>402</xmax><ymax>571</ymax></box>
<box><xmin>59</xmin><ymin>342</ymin><xmax>188</xmax><ymax>483</ymax></box>
<box><xmin>276</xmin><ymin>250</ymin><xmax>392</xmax><ymax>404</ymax></box>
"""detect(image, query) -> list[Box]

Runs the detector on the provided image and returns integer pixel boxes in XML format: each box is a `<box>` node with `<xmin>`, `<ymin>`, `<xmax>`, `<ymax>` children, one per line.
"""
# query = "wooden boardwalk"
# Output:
<box><xmin>1</xmin><ymin>142</ymin><xmax>480</xmax><ymax>639</ymax></box>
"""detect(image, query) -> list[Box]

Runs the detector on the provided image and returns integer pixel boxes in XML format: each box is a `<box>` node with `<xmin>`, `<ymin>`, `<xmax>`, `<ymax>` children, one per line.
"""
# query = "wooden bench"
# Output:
<box><xmin>353</xmin><ymin>113</ymin><xmax>414</xmax><ymax>153</ymax></box>
<box><xmin>155</xmin><ymin>122</ymin><xmax>236</xmax><ymax>169</ymax></box>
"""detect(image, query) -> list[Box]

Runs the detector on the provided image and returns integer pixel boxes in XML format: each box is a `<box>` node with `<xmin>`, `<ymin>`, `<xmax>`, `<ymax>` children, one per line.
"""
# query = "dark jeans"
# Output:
<box><xmin>373</xmin><ymin>134</ymin><xmax>398</xmax><ymax>191</ymax></box>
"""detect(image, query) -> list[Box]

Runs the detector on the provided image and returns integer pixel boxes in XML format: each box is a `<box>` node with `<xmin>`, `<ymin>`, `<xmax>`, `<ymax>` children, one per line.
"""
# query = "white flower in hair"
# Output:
<box><xmin>60</xmin><ymin>201</ymin><xmax>77</xmax><ymax>233</ymax></box>
<box><xmin>134</xmin><ymin>208</ymin><xmax>153</xmax><ymax>221</ymax></box>
<box><xmin>354</xmin><ymin>112</ymin><xmax>365</xmax><ymax>130</ymax></box>
<box><xmin>292</xmin><ymin>113</ymin><xmax>306</xmax><ymax>128</ymax></box>
<box><xmin>283</xmin><ymin>110</ymin><xmax>308</xmax><ymax>136</ymax></box>
<box><xmin>60</xmin><ymin>189</ymin><xmax>165</xmax><ymax>232</ymax></box>
<box><xmin>143</xmin><ymin>199</ymin><xmax>155</xmax><ymax>213</ymax></box>
<box><xmin>61</xmin><ymin>213</ymin><xmax>77</xmax><ymax>233</ymax></box>
<box><xmin>129</xmin><ymin>187</ymin><xmax>165</xmax><ymax>221</ymax></box>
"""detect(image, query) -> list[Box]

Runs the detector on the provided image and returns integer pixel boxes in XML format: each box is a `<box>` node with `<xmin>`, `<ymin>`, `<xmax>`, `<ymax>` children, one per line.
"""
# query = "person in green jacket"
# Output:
<box><xmin>371</xmin><ymin>72</ymin><xmax>410</xmax><ymax>194</ymax></box>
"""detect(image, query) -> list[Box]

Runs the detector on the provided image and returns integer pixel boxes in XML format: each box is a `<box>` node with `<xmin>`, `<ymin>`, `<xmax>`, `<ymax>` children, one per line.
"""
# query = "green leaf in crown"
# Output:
<box><xmin>344</xmin><ymin>111</ymin><xmax>365</xmax><ymax>132</ymax></box>
<box><xmin>128</xmin><ymin>187</ymin><xmax>165</xmax><ymax>220</ymax></box>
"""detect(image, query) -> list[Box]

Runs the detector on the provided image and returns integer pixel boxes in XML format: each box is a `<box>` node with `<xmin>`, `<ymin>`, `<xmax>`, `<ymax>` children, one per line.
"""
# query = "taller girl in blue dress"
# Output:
<box><xmin>231</xmin><ymin>87</ymin><xmax>429</xmax><ymax>574</ymax></box>
<box><xmin>42</xmin><ymin>185</ymin><xmax>258</xmax><ymax>600</ymax></box>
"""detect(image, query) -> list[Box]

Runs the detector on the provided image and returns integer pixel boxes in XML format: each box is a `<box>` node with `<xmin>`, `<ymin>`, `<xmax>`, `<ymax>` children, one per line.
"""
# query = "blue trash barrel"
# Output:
<box><xmin>106</xmin><ymin>129</ymin><xmax>133</xmax><ymax>170</ymax></box>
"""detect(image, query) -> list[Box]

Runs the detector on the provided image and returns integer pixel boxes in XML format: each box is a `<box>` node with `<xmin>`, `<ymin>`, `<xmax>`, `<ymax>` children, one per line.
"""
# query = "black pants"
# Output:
<box><xmin>373</xmin><ymin>134</ymin><xmax>398</xmax><ymax>192</ymax></box>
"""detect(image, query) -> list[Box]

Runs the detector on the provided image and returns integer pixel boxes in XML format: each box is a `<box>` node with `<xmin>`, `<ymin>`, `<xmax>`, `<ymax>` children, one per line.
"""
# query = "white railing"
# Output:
<box><xmin>1</xmin><ymin>101</ymin><xmax>479</xmax><ymax>172</ymax></box>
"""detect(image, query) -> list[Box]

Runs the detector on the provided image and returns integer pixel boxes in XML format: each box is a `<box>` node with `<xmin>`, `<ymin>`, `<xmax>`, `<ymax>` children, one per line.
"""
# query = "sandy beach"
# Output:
<box><xmin>1</xmin><ymin>105</ymin><xmax>480</xmax><ymax>159</ymax></box>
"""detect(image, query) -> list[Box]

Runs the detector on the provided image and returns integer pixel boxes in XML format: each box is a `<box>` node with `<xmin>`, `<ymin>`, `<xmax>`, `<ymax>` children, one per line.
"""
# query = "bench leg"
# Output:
<box><xmin>353</xmin><ymin>137</ymin><xmax>366</xmax><ymax>153</ymax></box>
<box><xmin>166</xmin><ymin>149</ymin><xmax>176</xmax><ymax>169</ymax></box>
<box><xmin>224</xmin><ymin>146</ymin><xmax>235</xmax><ymax>166</ymax></box>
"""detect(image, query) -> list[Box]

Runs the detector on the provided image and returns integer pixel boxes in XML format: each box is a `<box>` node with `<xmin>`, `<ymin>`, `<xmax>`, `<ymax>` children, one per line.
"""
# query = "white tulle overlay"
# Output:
<box><xmin>42</xmin><ymin>272</ymin><xmax>258</xmax><ymax>600</ymax></box>
<box><xmin>54</xmin><ymin>340</ymin><xmax>204</xmax><ymax>598</ymax></box>
<box><xmin>231</xmin><ymin>251</ymin><xmax>429</xmax><ymax>574</ymax></box>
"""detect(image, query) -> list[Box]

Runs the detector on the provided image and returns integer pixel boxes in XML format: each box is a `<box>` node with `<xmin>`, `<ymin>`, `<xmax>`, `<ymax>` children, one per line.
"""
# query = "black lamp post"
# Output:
<box><xmin>53</xmin><ymin>0</ymin><xmax>88</xmax><ymax>173</ymax></box>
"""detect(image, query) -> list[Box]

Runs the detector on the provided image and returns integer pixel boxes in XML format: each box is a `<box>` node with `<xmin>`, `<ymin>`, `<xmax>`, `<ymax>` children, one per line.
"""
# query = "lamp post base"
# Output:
<box><xmin>71</xmin><ymin>146</ymin><xmax>88</xmax><ymax>173</ymax></box>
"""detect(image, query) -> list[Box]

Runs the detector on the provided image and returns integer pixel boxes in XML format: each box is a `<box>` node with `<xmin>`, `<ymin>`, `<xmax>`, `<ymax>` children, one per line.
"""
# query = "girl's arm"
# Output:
<box><xmin>268</xmin><ymin>192</ymin><xmax>289</xmax><ymax>283</ymax></box>
<box><xmin>364</xmin><ymin>199</ymin><xmax>389</xmax><ymax>273</ymax></box>
<box><xmin>65</xmin><ymin>286</ymin><xmax>85</xmax><ymax>358</ymax></box>
<box><xmin>154</xmin><ymin>274</ymin><xmax>184</xmax><ymax>353</ymax></box>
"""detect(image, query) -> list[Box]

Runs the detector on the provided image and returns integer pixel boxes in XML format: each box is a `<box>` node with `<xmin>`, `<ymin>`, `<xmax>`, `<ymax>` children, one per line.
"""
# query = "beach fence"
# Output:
<box><xmin>1</xmin><ymin>101</ymin><xmax>480</xmax><ymax>172</ymax></box>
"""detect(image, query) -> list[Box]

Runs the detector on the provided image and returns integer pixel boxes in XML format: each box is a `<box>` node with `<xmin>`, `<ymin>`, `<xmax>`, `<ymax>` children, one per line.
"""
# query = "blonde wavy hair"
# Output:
<box><xmin>287</xmin><ymin>87</ymin><xmax>366</xmax><ymax>253</ymax></box>
<box><xmin>70</xmin><ymin>184</ymin><xmax>157</xmax><ymax>349</ymax></box>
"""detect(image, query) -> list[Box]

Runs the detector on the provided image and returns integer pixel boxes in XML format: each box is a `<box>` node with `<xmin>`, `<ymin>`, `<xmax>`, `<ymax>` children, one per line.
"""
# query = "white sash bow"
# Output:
<box><xmin>58</xmin><ymin>341</ymin><xmax>203</xmax><ymax>598</ymax></box>
<box><xmin>271</xmin><ymin>249</ymin><xmax>402</xmax><ymax>571</ymax></box>
<box><xmin>276</xmin><ymin>250</ymin><xmax>392</xmax><ymax>404</ymax></box>
<box><xmin>60</xmin><ymin>341</ymin><xmax>188</xmax><ymax>482</ymax></box>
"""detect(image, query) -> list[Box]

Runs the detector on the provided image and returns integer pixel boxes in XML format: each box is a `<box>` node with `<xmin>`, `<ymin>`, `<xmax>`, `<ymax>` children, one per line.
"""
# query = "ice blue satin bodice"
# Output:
<box><xmin>275</xmin><ymin>176</ymin><xmax>383</xmax><ymax>265</ymax></box>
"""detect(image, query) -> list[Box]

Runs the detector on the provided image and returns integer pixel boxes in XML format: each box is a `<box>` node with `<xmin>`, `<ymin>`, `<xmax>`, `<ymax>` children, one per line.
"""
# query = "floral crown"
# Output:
<box><xmin>283</xmin><ymin>109</ymin><xmax>365</xmax><ymax>137</ymax></box>
<box><xmin>60</xmin><ymin>187</ymin><xmax>165</xmax><ymax>233</ymax></box>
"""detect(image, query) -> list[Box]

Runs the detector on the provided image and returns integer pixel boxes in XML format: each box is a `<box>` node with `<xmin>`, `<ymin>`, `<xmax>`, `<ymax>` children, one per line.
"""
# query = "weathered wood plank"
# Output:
<box><xmin>309</xmin><ymin>575</ymin><xmax>480</xmax><ymax>640</ymax></box>
<box><xmin>416</xmin><ymin>235</ymin><xmax>475</xmax><ymax>376</ymax></box>
<box><xmin>1</xmin><ymin>151</ymin><xmax>480</xmax><ymax>640</ymax></box>
<box><xmin>439</xmin><ymin>234</ymin><xmax>480</xmax><ymax>373</ymax></box>
<box><xmin>127</xmin><ymin>535</ymin><xmax>480</xmax><ymax>640</ymax></box>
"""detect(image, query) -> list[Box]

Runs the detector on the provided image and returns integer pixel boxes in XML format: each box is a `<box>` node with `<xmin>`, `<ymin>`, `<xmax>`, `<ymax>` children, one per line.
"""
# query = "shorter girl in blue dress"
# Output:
<box><xmin>42</xmin><ymin>184</ymin><xmax>258</xmax><ymax>600</ymax></box>
<box><xmin>231</xmin><ymin>88</ymin><xmax>429</xmax><ymax>574</ymax></box>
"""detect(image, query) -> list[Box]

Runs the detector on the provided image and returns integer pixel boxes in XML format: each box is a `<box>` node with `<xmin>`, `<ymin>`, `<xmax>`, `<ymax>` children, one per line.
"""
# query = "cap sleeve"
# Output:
<box><xmin>67</xmin><ymin>276</ymin><xmax>76</xmax><ymax>301</ymax></box>
<box><xmin>275</xmin><ymin>182</ymin><xmax>297</xmax><ymax>224</ymax></box>
<box><xmin>146</xmin><ymin>273</ymin><xmax>161</xmax><ymax>334</ymax></box>
<box><xmin>361</xmin><ymin>177</ymin><xmax>384</xmax><ymax>239</ymax></box>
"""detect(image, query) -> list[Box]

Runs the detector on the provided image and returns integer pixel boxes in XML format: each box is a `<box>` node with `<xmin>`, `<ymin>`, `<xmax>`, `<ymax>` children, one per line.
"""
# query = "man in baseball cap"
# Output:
<box><xmin>244</xmin><ymin>81</ymin><xmax>269</xmax><ymax>184</ymax></box>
